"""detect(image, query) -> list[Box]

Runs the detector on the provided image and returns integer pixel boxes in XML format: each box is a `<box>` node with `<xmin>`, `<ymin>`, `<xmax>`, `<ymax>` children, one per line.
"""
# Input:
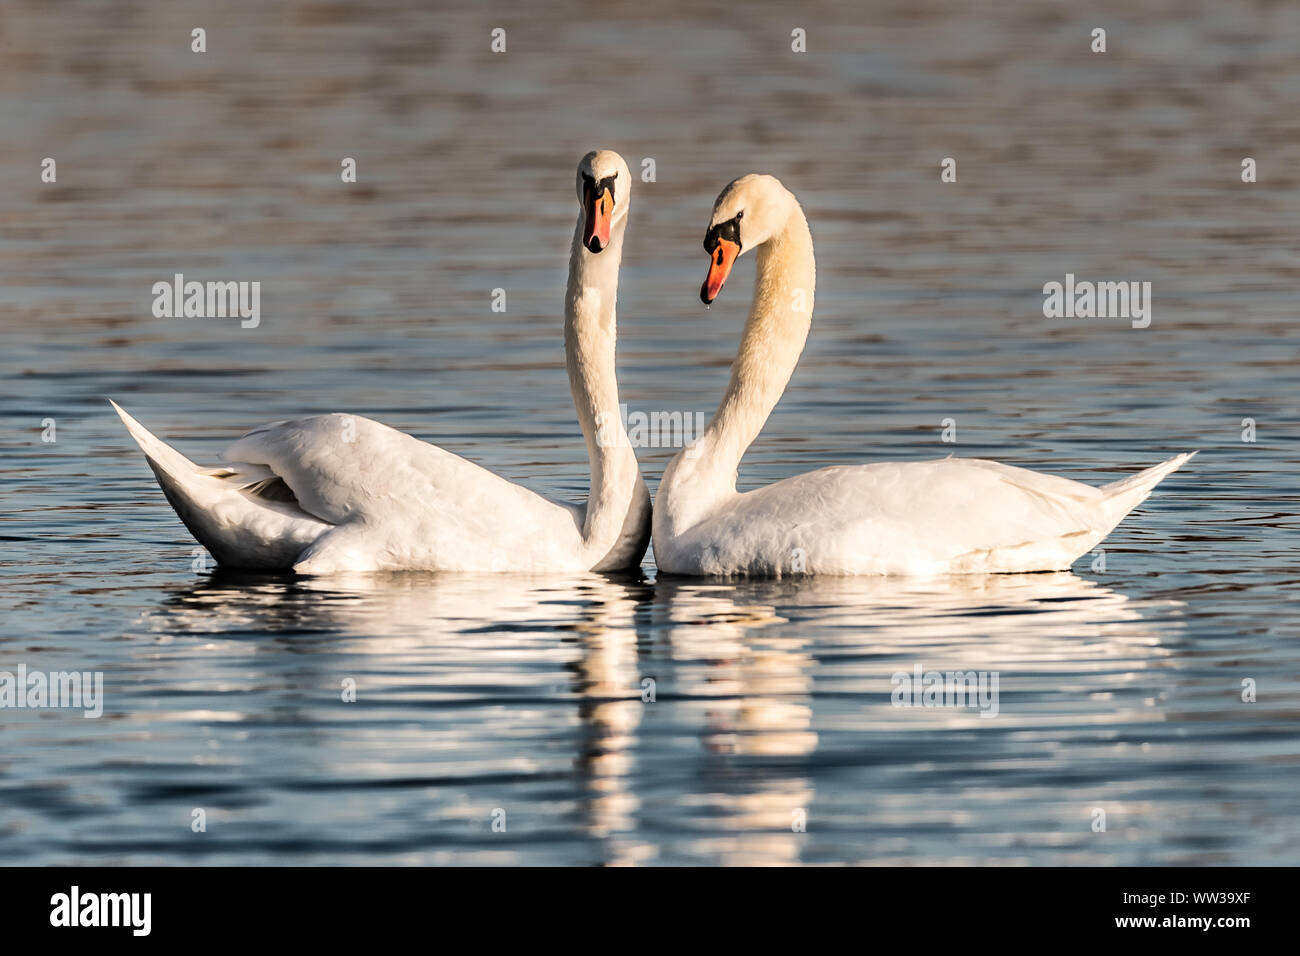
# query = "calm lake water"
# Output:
<box><xmin>2</xmin><ymin>0</ymin><xmax>1298</xmax><ymax>864</ymax></box>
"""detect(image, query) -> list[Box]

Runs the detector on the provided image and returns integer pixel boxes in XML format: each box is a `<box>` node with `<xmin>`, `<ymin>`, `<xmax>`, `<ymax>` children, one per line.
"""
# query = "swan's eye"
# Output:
<box><xmin>736</xmin><ymin>211</ymin><xmax>744</xmax><ymax>220</ymax></box>
<box><xmin>583</xmin><ymin>174</ymin><xmax>617</xmax><ymax>205</ymax></box>
<box><xmin>704</xmin><ymin>216</ymin><xmax>743</xmax><ymax>254</ymax></box>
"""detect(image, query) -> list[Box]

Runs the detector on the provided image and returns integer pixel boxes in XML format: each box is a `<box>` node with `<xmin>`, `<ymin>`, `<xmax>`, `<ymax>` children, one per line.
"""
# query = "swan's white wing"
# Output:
<box><xmin>222</xmin><ymin>414</ymin><xmax>470</xmax><ymax>524</ymax></box>
<box><xmin>221</xmin><ymin>414</ymin><xmax>591</xmax><ymax>571</ymax></box>
<box><xmin>814</xmin><ymin>458</ymin><xmax>1103</xmax><ymax>573</ymax></box>
<box><xmin>665</xmin><ymin>455</ymin><xmax>1191</xmax><ymax>575</ymax></box>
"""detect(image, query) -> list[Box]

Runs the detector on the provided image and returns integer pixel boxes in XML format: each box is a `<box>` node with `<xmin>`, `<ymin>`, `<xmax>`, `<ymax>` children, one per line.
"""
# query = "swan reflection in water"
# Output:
<box><xmin>143</xmin><ymin>569</ymin><xmax>1182</xmax><ymax>864</ymax></box>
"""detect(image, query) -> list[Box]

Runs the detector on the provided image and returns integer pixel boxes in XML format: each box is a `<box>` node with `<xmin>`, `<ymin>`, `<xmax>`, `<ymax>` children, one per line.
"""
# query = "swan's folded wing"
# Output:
<box><xmin>761</xmin><ymin>457</ymin><xmax>1099</xmax><ymax>530</ymax></box>
<box><xmin>219</xmin><ymin>413</ymin><xmax>579</xmax><ymax>534</ymax></box>
<box><xmin>713</xmin><ymin>457</ymin><xmax>1115</xmax><ymax>574</ymax></box>
<box><xmin>851</xmin><ymin>458</ymin><xmax>1131</xmax><ymax>571</ymax></box>
<box><xmin>890</xmin><ymin>458</ymin><xmax>1107</xmax><ymax>561</ymax></box>
<box><xmin>220</xmin><ymin>413</ymin><xmax>480</xmax><ymax>524</ymax></box>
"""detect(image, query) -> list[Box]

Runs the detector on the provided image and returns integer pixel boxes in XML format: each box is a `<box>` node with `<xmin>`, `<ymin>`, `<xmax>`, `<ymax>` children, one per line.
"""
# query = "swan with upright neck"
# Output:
<box><xmin>652</xmin><ymin>174</ymin><xmax>1193</xmax><ymax>576</ymax></box>
<box><xmin>113</xmin><ymin>150</ymin><xmax>650</xmax><ymax>573</ymax></box>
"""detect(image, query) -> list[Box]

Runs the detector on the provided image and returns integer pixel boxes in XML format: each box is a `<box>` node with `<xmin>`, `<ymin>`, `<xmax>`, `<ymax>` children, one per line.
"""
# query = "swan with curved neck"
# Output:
<box><xmin>653</xmin><ymin>173</ymin><xmax>1193</xmax><ymax>576</ymax></box>
<box><xmin>113</xmin><ymin>150</ymin><xmax>651</xmax><ymax>573</ymax></box>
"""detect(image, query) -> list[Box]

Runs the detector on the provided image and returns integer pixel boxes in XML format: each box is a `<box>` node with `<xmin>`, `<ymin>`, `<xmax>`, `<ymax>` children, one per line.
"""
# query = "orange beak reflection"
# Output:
<box><xmin>701</xmin><ymin>237</ymin><xmax>739</xmax><ymax>304</ymax></box>
<box><xmin>584</xmin><ymin>187</ymin><xmax>612</xmax><ymax>253</ymax></box>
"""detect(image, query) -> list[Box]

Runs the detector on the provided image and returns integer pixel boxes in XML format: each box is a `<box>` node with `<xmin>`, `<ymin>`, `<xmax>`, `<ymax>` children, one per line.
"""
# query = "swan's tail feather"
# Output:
<box><xmin>110</xmin><ymin>401</ymin><xmax>330</xmax><ymax>569</ymax></box>
<box><xmin>110</xmin><ymin>399</ymin><xmax>203</xmax><ymax>482</ymax></box>
<box><xmin>1101</xmin><ymin>451</ymin><xmax>1195</xmax><ymax>500</ymax></box>
<box><xmin>1095</xmin><ymin>451</ymin><xmax>1195</xmax><ymax>532</ymax></box>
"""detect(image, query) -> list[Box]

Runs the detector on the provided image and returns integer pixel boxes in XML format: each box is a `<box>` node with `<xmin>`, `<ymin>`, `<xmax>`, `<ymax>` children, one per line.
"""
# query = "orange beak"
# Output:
<box><xmin>701</xmin><ymin>238</ymin><xmax>739</xmax><ymax>304</ymax></box>
<box><xmin>583</xmin><ymin>187</ymin><xmax>612</xmax><ymax>253</ymax></box>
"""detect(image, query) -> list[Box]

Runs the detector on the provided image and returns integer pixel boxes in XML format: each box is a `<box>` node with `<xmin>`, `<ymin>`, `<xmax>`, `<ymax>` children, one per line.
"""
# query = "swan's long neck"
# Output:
<box><xmin>565</xmin><ymin>214</ymin><xmax>641</xmax><ymax>556</ymax></box>
<box><xmin>699</xmin><ymin>203</ymin><xmax>816</xmax><ymax>488</ymax></box>
<box><xmin>655</xmin><ymin>201</ymin><xmax>814</xmax><ymax>541</ymax></box>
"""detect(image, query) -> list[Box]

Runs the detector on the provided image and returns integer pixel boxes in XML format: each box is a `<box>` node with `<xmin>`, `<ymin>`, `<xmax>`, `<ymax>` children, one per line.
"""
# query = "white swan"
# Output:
<box><xmin>652</xmin><ymin>174</ymin><xmax>1194</xmax><ymax>576</ymax></box>
<box><xmin>113</xmin><ymin>150</ymin><xmax>650</xmax><ymax>574</ymax></box>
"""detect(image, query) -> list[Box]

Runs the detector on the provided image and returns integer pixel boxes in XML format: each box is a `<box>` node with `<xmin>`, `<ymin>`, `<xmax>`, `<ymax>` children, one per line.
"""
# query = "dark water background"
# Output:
<box><xmin>1</xmin><ymin>0</ymin><xmax>1297</xmax><ymax>864</ymax></box>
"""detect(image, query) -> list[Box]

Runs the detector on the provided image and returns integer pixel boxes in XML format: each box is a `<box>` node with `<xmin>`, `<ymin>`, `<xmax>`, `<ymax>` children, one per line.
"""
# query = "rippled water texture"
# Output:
<box><xmin>2</xmin><ymin>0</ymin><xmax>1297</xmax><ymax>864</ymax></box>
